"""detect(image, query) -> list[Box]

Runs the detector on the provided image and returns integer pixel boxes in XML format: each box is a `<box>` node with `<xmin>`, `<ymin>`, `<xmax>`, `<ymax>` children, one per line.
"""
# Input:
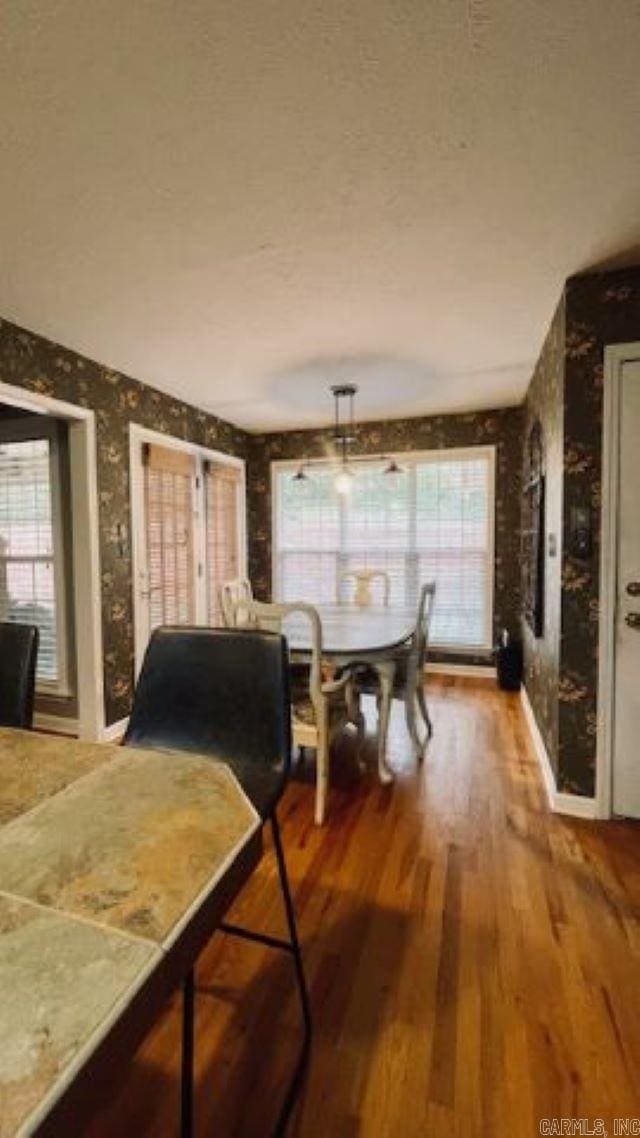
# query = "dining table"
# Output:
<box><xmin>283</xmin><ymin>603</ymin><xmax>417</xmax><ymax>783</ymax></box>
<box><xmin>0</xmin><ymin>728</ymin><xmax>262</xmax><ymax>1138</ymax></box>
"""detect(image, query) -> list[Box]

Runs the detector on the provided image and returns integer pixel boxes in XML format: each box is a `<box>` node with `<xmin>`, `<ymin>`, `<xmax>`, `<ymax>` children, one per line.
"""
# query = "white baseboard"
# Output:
<box><xmin>426</xmin><ymin>662</ymin><xmax>496</xmax><ymax>679</ymax></box>
<box><xmin>34</xmin><ymin>713</ymin><xmax>130</xmax><ymax>743</ymax></box>
<box><xmin>34</xmin><ymin>712</ymin><xmax>79</xmax><ymax>736</ymax></box>
<box><xmin>519</xmin><ymin>688</ymin><xmax>556</xmax><ymax>806</ymax></box>
<box><xmin>519</xmin><ymin>687</ymin><xmax>597</xmax><ymax>819</ymax></box>
<box><xmin>100</xmin><ymin>717</ymin><xmax>129</xmax><ymax>743</ymax></box>
<box><xmin>552</xmin><ymin>788</ymin><xmax>598</xmax><ymax>819</ymax></box>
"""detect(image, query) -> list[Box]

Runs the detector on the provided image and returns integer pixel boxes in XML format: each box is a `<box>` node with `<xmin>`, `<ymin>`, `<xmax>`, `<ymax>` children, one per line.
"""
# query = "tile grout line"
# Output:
<box><xmin>0</xmin><ymin>887</ymin><xmax>163</xmax><ymax>952</ymax></box>
<box><xmin>0</xmin><ymin>749</ymin><xmax>261</xmax><ymax>956</ymax></box>
<box><xmin>0</xmin><ymin>734</ymin><xmax>122</xmax><ymax>831</ymax></box>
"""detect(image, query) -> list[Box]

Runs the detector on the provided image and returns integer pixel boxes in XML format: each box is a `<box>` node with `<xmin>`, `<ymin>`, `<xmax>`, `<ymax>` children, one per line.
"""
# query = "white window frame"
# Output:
<box><xmin>0</xmin><ymin>416</ymin><xmax>72</xmax><ymax>696</ymax></box>
<box><xmin>0</xmin><ymin>380</ymin><xmax>104</xmax><ymax>740</ymax></box>
<box><xmin>271</xmin><ymin>444</ymin><xmax>496</xmax><ymax>653</ymax></box>
<box><xmin>129</xmin><ymin>424</ymin><xmax>247</xmax><ymax>676</ymax></box>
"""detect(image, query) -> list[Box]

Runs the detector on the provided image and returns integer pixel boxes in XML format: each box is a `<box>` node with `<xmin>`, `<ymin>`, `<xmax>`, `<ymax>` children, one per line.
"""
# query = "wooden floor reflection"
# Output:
<box><xmin>86</xmin><ymin>677</ymin><xmax>640</xmax><ymax>1138</ymax></box>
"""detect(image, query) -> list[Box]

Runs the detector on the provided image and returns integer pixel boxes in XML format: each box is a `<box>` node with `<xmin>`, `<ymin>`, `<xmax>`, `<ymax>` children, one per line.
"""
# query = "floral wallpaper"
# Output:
<box><xmin>4</xmin><ymin>264</ymin><xmax>639</xmax><ymax>776</ymax></box>
<box><xmin>521</xmin><ymin>266</ymin><xmax>640</xmax><ymax>797</ymax></box>
<box><xmin>558</xmin><ymin>267</ymin><xmax>640</xmax><ymax>796</ymax></box>
<box><xmin>521</xmin><ymin>296</ymin><xmax>565</xmax><ymax>777</ymax></box>
<box><xmin>246</xmin><ymin>406</ymin><xmax>524</xmax><ymax>666</ymax></box>
<box><xmin>0</xmin><ymin>317</ymin><xmax>248</xmax><ymax>725</ymax></box>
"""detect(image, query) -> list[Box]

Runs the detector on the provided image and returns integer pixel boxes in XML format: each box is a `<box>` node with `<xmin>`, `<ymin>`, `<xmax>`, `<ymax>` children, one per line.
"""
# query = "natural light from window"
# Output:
<box><xmin>273</xmin><ymin>448</ymin><xmax>495</xmax><ymax>650</ymax></box>
<box><xmin>0</xmin><ymin>438</ymin><xmax>61</xmax><ymax>684</ymax></box>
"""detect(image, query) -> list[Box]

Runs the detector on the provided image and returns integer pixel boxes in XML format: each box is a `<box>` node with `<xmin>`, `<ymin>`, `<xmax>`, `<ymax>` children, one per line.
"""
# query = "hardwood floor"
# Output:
<box><xmin>86</xmin><ymin>678</ymin><xmax>640</xmax><ymax>1138</ymax></box>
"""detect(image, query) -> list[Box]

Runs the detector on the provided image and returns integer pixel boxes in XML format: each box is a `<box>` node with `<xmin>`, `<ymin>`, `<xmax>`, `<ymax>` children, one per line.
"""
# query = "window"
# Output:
<box><xmin>273</xmin><ymin>447</ymin><xmax>495</xmax><ymax>650</ymax></box>
<box><xmin>0</xmin><ymin>426</ymin><xmax>70</xmax><ymax>690</ymax></box>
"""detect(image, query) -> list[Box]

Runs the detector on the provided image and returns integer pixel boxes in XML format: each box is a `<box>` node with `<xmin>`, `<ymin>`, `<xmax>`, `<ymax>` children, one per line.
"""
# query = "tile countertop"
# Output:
<box><xmin>0</xmin><ymin>728</ymin><xmax>261</xmax><ymax>1138</ymax></box>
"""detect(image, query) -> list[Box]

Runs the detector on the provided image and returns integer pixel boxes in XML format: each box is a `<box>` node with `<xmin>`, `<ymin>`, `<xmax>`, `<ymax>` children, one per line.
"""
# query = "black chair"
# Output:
<box><xmin>0</xmin><ymin>621</ymin><xmax>39</xmax><ymax>729</ymax></box>
<box><xmin>124</xmin><ymin>626</ymin><xmax>311</xmax><ymax>1138</ymax></box>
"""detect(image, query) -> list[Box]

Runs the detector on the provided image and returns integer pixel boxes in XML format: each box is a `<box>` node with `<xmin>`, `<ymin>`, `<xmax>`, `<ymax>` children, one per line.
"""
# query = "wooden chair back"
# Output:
<box><xmin>219</xmin><ymin>577</ymin><xmax>253</xmax><ymax>627</ymax></box>
<box><xmin>338</xmin><ymin>569</ymin><xmax>390</xmax><ymax>607</ymax></box>
<box><xmin>235</xmin><ymin>599</ymin><xmax>324</xmax><ymax>710</ymax></box>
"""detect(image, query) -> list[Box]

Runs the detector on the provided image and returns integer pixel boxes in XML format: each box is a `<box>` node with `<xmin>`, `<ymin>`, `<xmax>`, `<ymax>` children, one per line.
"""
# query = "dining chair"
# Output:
<box><xmin>400</xmin><ymin>581</ymin><xmax>436</xmax><ymax>755</ymax></box>
<box><xmin>0</xmin><ymin>621</ymin><xmax>39</xmax><ymax>729</ymax></box>
<box><xmin>235</xmin><ymin>599</ymin><xmax>358</xmax><ymax>825</ymax></box>
<box><xmin>338</xmin><ymin>568</ymin><xmax>390</xmax><ymax>607</ymax></box>
<box><xmin>351</xmin><ymin>581</ymin><xmax>436</xmax><ymax>760</ymax></box>
<box><xmin>219</xmin><ymin>576</ymin><xmax>253</xmax><ymax>626</ymax></box>
<box><xmin>123</xmin><ymin>626</ymin><xmax>311</xmax><ymax>1138</ymax></box>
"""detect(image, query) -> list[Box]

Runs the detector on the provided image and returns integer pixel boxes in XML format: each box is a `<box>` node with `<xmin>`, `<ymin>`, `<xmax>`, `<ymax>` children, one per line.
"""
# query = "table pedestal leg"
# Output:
<box><xmin>375</xmin><ymin>660</ymin><xmax>395</xmax><ymax>784</ymax></box>
<box><xmin>346</xmin><ymin>678</ymin><xmax>367</xmax><ymax>771</ymax></box>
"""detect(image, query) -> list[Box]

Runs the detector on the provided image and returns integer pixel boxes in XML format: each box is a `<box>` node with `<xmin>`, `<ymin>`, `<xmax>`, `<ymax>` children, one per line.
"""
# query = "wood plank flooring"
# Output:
<box><xmin>85</xmin><ymin>678</ymin><xmax>640</xmax><ymax>1138</ymax></box>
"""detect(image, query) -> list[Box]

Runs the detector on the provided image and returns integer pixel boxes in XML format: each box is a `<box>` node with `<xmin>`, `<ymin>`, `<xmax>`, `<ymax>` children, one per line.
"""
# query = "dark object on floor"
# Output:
<box><xmin>496</xmin><ymin>639</ymin><xmax>523</xmax><ymax>691</ymax></box>
<box><xmin>0</xmin><ymin>621</ymin><xmax>39</xmax><ymax>728</ymax></box>
<box><xmin>124</xmin><ymin>626</ymin><xmax>311</xmax><ymax>1138</ymax></box>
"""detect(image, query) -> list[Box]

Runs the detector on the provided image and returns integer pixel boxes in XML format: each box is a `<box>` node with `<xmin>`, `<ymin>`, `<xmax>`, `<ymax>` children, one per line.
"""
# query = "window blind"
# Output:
<box><xmin>0</xmin><ymin>438</ymin><xmax>60</xmax><ymax>682</ymax></box>
<box><xmin>273</xmin><ymin>449</ymin><xmax>494</xmax><ymax>649</ymax></box>
<box><xmin>143</xmin><ymin>443</ymin><xmax>196</xmax><ymax>630</ymax></box>
<box><xmin>203</xmin><ymin>461</ymin><xmax>242</xmax><ymax>623</ymax></box>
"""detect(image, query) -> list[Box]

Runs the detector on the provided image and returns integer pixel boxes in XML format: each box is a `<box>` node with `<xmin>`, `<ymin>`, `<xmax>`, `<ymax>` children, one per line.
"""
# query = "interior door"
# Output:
<box><xmin>613</xmin><ymin>358</ymin><xmax>640</xmax><ymax>816</ymax></box>
<box><xmin>203</xmin><ymin>460</ymin><xmax>243</xmax><ymax>624</ymax></box>
<box><xmin>136</xmin><ymin>441</ymin><xmax>198</xmax><ymax>662</ymax></box>
<box><xmin>133</xmin><ymin>438</ymin><xmax>246</xmax><ymax>673</ymax></box>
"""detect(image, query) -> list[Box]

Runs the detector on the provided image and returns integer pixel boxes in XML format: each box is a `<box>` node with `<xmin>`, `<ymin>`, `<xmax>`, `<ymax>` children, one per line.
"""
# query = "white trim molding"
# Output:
<box><xmin>597</xmin><ymin>342</ymin><xmax>640</xmax><ymax>819</ymax></box>
<box><xmin>34</xmin><ymin>714</ymin><xmax>129</xmax><ymax>742</ymax></box>
<box><xmin>100</xmin><ymin>717</ymin><xmax>129</xmax><ymax>743</ymax></box>
<box><xmin>0</xmin><ymin>416</ymin><xmax>72</xmax><ymax>697</ymax></box>
<box><xmin>426</xmin><ymin>662</ymin><xmax>496</xmax><ymax>679</ymax></box>
<box><xmin>520</xmin><ymin>686</ymin><xmax>597</xmax><ymax>819</ymax></box>
<box><xmin>34</xmin><ymin>712</ymin><xmax>79</xmax><ymax>737</ymax></box>
<box><xmin>0</xmin><ymin>380</ymin><xmax>105</xmax><ymax>740</ymax></box>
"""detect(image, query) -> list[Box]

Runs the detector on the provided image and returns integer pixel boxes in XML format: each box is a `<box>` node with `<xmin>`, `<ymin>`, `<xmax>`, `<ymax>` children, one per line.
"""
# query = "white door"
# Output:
<box><xmin>613</xmin><ymin>358</ymin><xmax>640</xmax><ymax>816</ymax></box>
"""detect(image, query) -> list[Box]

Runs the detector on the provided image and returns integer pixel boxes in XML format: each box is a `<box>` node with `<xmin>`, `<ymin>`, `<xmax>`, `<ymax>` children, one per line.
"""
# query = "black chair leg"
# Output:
<box><xmin>181</xmin><ymin>969</ymin><xmax>195</xmax><ymax>1138</ymax></box>
<box><xmin>219</xmin><ymin>810</ymin><xmax>312</xmax><ymax>1136</ymax></box>
<box><xmin>271</xmin><ymin>811</ymin><xmax>312</xmax><ymax>1135</ymax></box>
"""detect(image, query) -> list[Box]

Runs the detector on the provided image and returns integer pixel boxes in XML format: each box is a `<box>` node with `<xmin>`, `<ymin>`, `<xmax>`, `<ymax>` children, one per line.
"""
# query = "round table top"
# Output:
<box><xmin>283</xmin><ymin>604</ymin><xmax>416</xmax><ymax>656</ymax></box>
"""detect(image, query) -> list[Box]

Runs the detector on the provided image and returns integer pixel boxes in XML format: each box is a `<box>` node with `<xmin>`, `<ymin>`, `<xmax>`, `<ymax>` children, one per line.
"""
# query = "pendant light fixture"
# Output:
<box><xmin>290</xmin><ymin>382</ymin><xmax>404</xmax><ymax>488</ymax></box>
<box><xmin>331</xmin><ymin>383</ymin><xmax>357</xmax><ymax>495</ymax></box>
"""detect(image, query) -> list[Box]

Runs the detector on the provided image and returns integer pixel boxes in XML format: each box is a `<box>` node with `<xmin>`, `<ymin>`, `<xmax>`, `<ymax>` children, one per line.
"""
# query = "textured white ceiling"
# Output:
<box><xmin>1</xmin><ymin>1</ymin><xmax>640</xmax><ymax>431</ymax></box>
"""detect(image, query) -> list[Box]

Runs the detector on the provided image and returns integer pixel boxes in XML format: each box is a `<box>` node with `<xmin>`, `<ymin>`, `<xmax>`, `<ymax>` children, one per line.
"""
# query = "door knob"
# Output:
<box><xmin>627</xmin><ymin>582</ymin><xmax>640</xmax><ymax>596</ymax></box>
<box><xmin>625</xmin><ymin>612</ymin><xmax>640</xmax><ymax>629</ymax></box>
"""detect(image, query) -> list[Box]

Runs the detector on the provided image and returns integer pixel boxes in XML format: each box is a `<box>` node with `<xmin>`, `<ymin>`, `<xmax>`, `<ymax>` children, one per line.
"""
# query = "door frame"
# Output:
<box><xmin>597</xmin><ymin>342</ymin><xmax>640</xmax><ymax>818</ymax></box>
<box><xmin>0</xmin><ymin>380</ymin><xmax>104</xmax><ymax>740</ymax></box>
<box><xmin>129</xmin><ymin>423</ymin><xmax>246</xmax><ymax>677</ymax></box>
